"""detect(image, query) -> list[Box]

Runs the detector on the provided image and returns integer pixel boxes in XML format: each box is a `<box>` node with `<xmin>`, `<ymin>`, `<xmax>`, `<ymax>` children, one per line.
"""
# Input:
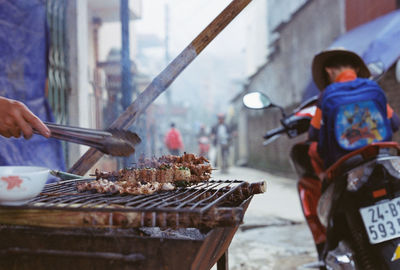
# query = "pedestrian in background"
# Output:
<box><xmin>211</xmin><ymin>114</ymin><xmax>232</xmax><ymax>173</ymax></box>
<box><xmin>197</xmin><ymin>124</ymin><xmax>210</xmax><ymax>158</ymax></box>
<box><xmin>164</xmin><ymin>122</ymin><xmax>184</xmax><ymax>156</ymax></box>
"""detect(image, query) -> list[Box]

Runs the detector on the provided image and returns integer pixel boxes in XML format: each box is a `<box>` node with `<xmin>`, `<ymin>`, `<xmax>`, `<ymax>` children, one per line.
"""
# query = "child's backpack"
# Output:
<box><xmin>318</xmin><ymin>78</ymin><xmax>392</xmax><ymax>168</ymax></box>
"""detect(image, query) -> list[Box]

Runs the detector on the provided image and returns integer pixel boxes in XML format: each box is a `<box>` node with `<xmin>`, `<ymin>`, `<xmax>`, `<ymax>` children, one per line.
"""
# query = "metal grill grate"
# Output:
<box><xmin>0</xmin><ymin>179</ymin><xmax>263</xmax><ymax>229</ymax></box>
<box><xmin>28</xmin><ymin>180</ymin><xmax>247</xmax><ymax>213</ymax></box>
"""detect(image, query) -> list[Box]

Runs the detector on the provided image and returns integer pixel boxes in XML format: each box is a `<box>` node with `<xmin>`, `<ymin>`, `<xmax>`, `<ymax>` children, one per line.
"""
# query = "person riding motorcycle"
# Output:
<box><xmin>306</xmin><ymin>49</ymin><xmax>400</xmax><ymax>258</ymax></box>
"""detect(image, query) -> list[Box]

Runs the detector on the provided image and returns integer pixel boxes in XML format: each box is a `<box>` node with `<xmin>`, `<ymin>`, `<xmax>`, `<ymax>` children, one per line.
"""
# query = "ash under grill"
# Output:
<box><xmin>0</xmin><ymin>179</ymin><xmax>264</xmax><ymax>229</ymax></box>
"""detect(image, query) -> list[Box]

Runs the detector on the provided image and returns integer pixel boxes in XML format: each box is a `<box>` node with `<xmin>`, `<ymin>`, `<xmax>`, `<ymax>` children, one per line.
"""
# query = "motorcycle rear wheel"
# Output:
<box><xmin>345</xmin><ymin>210</ymin><xmax>383</xmax><ymax>270</ymax></box>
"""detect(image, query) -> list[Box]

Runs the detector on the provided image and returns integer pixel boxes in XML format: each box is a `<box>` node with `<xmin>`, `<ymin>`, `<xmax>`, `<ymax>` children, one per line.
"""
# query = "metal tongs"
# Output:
<box><xmin>35</xmin><ymin>122</ymin><xmax>141</xmax><ymax>157</ymax></box>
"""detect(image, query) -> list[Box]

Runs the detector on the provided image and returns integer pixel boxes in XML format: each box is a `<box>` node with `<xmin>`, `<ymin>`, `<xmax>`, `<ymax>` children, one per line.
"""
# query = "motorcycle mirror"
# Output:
<box><xmin>242</xmin><ymin>92</ymin><xmax>272</xmax><ymax>109</ymax></box>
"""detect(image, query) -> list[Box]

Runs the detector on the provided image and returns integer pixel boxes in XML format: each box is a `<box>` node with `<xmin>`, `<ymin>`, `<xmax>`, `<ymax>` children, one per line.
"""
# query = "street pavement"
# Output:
<box><xmin>211</xmin><ymin>166</ymin><xmax>318</xmax><ymax>270</ymax></box>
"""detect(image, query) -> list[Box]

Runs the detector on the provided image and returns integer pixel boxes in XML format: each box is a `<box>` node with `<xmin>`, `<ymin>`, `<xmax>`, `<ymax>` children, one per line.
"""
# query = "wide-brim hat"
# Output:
<box><xmin>312</xmin><ymin>49</ymin><xmax>371</xmax><ymax>90</ymax></box>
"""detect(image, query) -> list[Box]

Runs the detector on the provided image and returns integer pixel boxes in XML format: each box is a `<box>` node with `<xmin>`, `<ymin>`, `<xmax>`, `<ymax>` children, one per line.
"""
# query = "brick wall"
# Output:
<box><xmin>346</xmin><ymin>0</ymin><xmax>396</xmax><ymax>30</ymax></box>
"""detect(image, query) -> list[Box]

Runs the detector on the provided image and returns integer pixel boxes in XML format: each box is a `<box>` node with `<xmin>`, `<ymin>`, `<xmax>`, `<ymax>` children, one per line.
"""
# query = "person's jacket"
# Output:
<box><xmin>165</xmin><ymin>128</ymin><xmax>183</xmax><ymax>150</ymax></box>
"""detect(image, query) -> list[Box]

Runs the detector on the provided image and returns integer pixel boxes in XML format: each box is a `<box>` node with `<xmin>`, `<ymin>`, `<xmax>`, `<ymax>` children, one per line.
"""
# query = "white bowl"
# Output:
<box><xmin>0</xmin><ymin>166</ymin><xmax>50</xmax><ymax>205</ymax></box>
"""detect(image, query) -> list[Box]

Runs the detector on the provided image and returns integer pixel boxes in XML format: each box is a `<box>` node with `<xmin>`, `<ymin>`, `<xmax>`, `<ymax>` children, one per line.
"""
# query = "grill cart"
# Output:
<box><xmin>0</xmin><ymin>179</ymin><xmax>265</xmax><ymax>270</ymax></box>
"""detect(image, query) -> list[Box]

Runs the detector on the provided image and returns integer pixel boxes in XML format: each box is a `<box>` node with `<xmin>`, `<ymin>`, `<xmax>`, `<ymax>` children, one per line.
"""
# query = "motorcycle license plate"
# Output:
<box><xmin>360</xmin><ymin>198</ymin><xmax>400</xmax><ymax>244</ymax></box>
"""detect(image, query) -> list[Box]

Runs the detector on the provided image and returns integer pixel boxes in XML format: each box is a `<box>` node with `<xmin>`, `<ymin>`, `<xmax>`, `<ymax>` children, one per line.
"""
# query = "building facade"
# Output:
<box><xmin>53</xmin><ymin>0</ymin><xmax>142</xmax><ymax>168</ymax></box>
<box><xmin>234</xmin><ymin>0</ymin><xmax>400</xmax><ymax>174</ymax></box>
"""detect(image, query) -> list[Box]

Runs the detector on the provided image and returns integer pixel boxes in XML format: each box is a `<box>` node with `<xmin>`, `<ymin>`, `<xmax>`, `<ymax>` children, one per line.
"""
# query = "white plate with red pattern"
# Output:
<box><xmin>0</xmin><ymin>166</ymin><xmax>50</xmax><ymax>205</ymax></box>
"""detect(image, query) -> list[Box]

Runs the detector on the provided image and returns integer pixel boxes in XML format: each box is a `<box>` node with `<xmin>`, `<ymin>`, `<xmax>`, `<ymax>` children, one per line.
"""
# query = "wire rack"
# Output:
<box><xmin>26</xmin><ymin>179</ymin><xmax>248</xmax><ymax>214</ymax></box>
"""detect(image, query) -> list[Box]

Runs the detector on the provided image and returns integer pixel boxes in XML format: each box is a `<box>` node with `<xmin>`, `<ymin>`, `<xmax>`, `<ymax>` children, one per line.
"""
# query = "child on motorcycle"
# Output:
<box><xmin>304</xmin><ymin>49</ymin><xmax>400</xmax><ymax>259</ymax></box>
<box><xmin>308</xmin><ymin>49</ymin><xmax>400</xmax><ymax>173</ymax></box>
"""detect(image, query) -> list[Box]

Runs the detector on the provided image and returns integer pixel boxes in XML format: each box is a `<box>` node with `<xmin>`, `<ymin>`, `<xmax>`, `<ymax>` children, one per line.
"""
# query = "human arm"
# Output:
<box><xmin>0</xmin><ymin>97</ymin><xmax>51</xmax><ymax>139</ymax></box>
<box><xmin>307</xmin><ymin>101</ymin><xmax>325</xmax><ymax>174</ymax></box>
<box><xmin>308</xmin><ymin>107</ymin><xmax>322</xmax><ymax>142</ymax></box>
<box><xmin>387</xmin><ymin>105</ymin><xmax>400</xmax><ymax>133</ymax></box>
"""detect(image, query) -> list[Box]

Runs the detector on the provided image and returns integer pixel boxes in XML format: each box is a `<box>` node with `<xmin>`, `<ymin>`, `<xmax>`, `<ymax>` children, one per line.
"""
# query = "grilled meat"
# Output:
<box><xmin>95</xmin><ymin>153</ymin><xmax>212</xmax><ymax>183</ymax></box>
<box><xmin>77</xmin><ymin>180</ymin><xmax>175</xmax><ymax>195</ymax></box>
<box><xmin>77</xmin><ymin>153</ymin><xmax>212</xmax><ymax>195</ymax></box>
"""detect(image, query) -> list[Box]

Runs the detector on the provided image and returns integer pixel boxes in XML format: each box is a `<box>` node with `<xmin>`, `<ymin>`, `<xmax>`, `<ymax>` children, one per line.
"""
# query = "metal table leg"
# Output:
<box><xmin>217</xmin><ymin>251</ymin><xmax>228</xmax><ymax>270</ymax></box>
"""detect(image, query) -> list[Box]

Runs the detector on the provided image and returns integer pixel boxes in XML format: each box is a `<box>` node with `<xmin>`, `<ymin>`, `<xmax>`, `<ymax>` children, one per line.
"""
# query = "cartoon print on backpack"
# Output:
<box><xmin>336</xmin><ymin>100</ymin><xmax>388</xmax><ymax>150</ymax></box>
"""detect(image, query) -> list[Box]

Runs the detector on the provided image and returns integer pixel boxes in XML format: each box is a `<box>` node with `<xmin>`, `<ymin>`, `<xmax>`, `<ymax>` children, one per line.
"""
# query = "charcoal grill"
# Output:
<box><xmin>0</xmin><ymin>179</ymin><xmax>265</xmax><ymax>270</ymax></box>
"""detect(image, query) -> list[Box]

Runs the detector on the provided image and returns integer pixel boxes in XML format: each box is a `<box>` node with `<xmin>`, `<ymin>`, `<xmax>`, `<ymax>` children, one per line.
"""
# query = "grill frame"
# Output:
<box><xmin>0</xmin><ymin>179</ymin><xmax>263</xmax><ymax>270</ymax></box>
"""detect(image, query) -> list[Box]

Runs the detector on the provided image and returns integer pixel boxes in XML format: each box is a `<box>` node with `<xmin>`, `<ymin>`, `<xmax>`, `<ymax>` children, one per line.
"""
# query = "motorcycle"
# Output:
<box><xmin>243</xmin><ymin>91</ymin><xmax>400</xmax><ymax>270</ymax></box>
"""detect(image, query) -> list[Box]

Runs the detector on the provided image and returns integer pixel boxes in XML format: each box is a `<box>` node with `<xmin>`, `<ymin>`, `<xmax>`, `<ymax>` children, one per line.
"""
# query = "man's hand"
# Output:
<box><xmin>0</xmin><ymin>97</ymin><xmax>51</xmax><ymax>139</ymax></box>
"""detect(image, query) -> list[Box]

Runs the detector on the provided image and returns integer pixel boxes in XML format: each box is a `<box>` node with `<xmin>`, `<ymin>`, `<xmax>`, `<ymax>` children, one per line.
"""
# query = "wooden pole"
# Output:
<box><xmin>69</xmin><ymin>0</ymin><xmax>252</xmax><ymax>175</ymax></box>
